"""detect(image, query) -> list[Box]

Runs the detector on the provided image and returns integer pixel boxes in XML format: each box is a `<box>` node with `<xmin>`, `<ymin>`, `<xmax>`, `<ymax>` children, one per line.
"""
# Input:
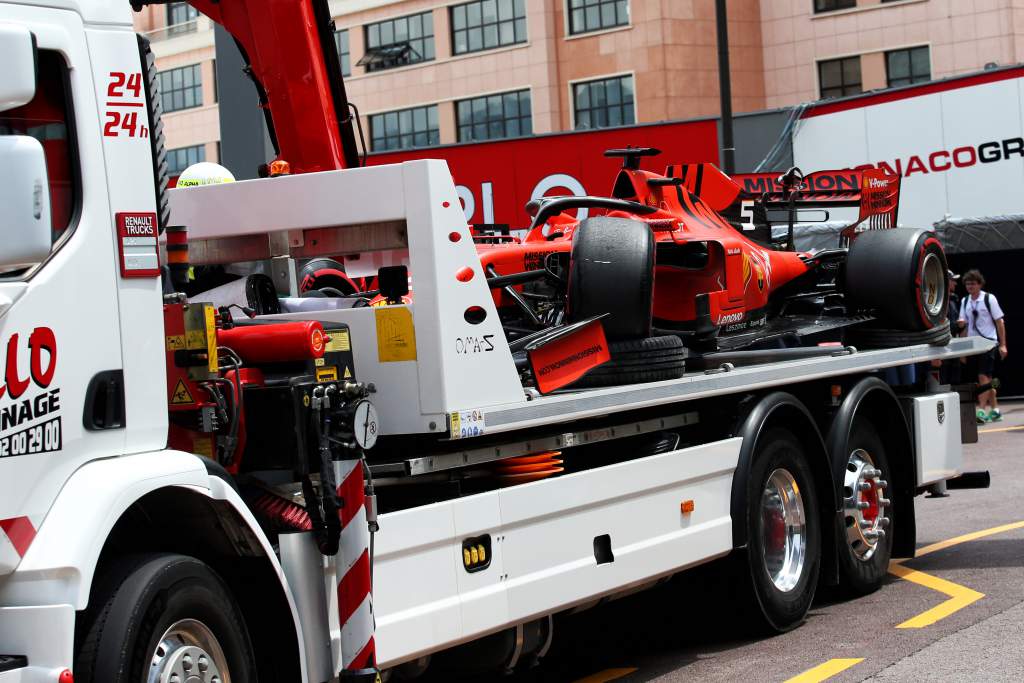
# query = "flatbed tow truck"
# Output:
<box><xmin>0</xmin><ymin>1</ymin><xmax>992</xmax><ymax>682</ymax></box>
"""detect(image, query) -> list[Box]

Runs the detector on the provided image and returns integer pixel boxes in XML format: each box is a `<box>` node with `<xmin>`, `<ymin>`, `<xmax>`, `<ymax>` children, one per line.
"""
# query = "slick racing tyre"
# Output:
<box><xmin>834</xmin><ymin>420</ymin><xmax>894</xmax><ymax>597</ymax></box>
<box><xmin>846</xmin><ymin>323</ymin><xmax>951</xmax><ymax>349</ymax></box>
<box><xmin>75</xmin><ymin>553</ymin><xmax>256</xmax><ymax>683</ymax></box>
<box><xmin>572</xmin><ymin>335</ymin><xmax>686</xmax><ymax>388</ymax></box>
<box><xmin>566</xmin><ymin>216</ymin><xmax>655</xmax><ymax>340</ymax></box>
<box><xmin>845</xmin><ymin>229</ymin><xmax>948</xmax><ymax>331</ymax></box>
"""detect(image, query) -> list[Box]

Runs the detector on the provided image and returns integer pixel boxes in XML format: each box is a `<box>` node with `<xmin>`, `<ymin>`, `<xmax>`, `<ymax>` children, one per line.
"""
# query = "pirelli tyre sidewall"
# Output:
<box><xmin>846</xmin><ymin>228</ymin><xmax>949</xmax><ymax>332</ymax></box>
<box><xmin>745</xmin><ymin>428</ymin><xmax>821</xmax><ymax>633</ymax></box>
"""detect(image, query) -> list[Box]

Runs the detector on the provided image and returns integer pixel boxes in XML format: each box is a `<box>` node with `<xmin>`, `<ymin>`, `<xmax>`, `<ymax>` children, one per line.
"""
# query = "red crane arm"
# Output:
<box><xmin>137</xmin><ymin>0</ymin><xmax>360</xmax><ymax>173</ymax></box>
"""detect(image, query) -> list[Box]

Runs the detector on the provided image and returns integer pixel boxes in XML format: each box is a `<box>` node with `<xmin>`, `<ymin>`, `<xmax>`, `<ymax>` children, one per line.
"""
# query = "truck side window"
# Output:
<box><xmin>0</xmin><ymin>50</ymin><xmax>79</xmax><ymax>245</ymax></box>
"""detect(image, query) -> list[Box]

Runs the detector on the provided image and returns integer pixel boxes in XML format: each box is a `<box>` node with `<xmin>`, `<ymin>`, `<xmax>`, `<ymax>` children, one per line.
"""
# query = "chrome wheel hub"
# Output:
<box><xmin>843</xmin><ymin>449</ymin><xmax>890</xmax><ymax>561</ymax></box>
<box><xmin>760</xmin><ymin>468</ymin><xmax>807</xmax><ymax>592</ymax></box>
<box><xmin>149</xmin><ymin>619</ymin><xmax>229</xmax><ymax>683</ymax></box>
<box><xmin>921</xmin><ymin>252</ymin><xmax>945</xmax><ymax>318</ymax></box>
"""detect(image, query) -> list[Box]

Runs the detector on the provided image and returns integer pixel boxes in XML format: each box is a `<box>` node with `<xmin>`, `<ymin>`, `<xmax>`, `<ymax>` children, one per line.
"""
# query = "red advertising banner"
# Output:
<box><xmin>369</xmin><ymin>120</ymin><xmax>719</xmax><ymax>228</ymax></box>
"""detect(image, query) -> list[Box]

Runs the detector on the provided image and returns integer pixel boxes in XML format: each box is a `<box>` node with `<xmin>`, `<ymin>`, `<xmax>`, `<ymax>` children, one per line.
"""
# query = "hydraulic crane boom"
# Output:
<box><xmin>133</xmin><ymin>0</ymin><xmax>362</xmax><ymax>174</ymax></box>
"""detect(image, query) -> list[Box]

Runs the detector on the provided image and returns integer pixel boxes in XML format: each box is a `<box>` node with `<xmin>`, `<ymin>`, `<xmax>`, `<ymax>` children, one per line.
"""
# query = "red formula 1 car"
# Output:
<box><xmin>473</xmin><ymin>148</ymin><xmax>950</xmax><ymax>384</ymax></box>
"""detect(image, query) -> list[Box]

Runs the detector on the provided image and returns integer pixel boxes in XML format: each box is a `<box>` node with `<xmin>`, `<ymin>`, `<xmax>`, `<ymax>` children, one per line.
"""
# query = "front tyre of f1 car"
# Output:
<box><xmin>845</xmin><ymin>228</ymin><xmax>948</xmax><ymax>332</ymax></box>
<box><xmin>744</xmin><ymin>428</ymin><xmax>821</xmax><ymax>632</ymax></box>
<box><xmin>75</xmin><ymin>553</ymin><xmax>257</xmax><ymax>683</ymax></box>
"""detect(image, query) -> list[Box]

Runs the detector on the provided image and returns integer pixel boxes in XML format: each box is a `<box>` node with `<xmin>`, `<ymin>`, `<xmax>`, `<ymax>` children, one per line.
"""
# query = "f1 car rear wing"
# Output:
<box><xmin>665</xmin><ymin>163</ymin><xmax>901</xmax><ymax>246</ymax></box>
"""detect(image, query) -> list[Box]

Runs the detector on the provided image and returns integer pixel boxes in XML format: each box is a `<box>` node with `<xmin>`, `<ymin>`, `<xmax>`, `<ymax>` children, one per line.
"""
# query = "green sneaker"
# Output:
<box><xmin>977</xmin><ymin>409</ymin><xmax>990</xmax><ymax>424</ymax></box>
<box><xmin>990</xmin><ymin>409</ymin><xmax>1003</xmax><ymax>422</ymax></box>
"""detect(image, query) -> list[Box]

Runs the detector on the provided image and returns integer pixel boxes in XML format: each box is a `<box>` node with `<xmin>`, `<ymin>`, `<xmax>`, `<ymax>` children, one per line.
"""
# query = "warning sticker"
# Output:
<box><xmin>449</xmin><ymin>409</ymin><xmax>486</xmax><ymax>440</ymax></box>
<box><xmin>170</xmin><ymin>379</ymin><xmax>194</xmax><ymax>405</ymax></box>
<box><xmin>316</xmin><ymin>366</ymin><xmax>339</xmax><ymax>383</ymax></box>
<box><xmin>343</xmin><ymin>366</ymin><xmax>353</xmax><ymax>379</ymax></box>
<box><xmin>327</xmin><ymin>329</ymin><xmax>351</xmax><ymax>352</ymax></box>
<box><xmin>375</xmin><ymin>307</ymin><xmax>417</xmax><ymax>362</ymax></box>
<box><xmin>165</xmin><ymin>335</ymin><xmax>185</xmax><ymax>350</ymax></box>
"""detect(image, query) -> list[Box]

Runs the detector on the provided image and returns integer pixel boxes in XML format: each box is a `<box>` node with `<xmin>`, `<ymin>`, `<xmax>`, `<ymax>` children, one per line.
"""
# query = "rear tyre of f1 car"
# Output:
<box><xmin>836</xmin><ymin>420</ymin><xmax>894</xmax><ymax>596</ymax></box>
<box><xmin>845</xmin><ymin>228</ymin><xmax>948</xmax><ymax>331</ymax></box>
<box><xmin>75</xmin><ymin>553</ymin><xmax>257</xmax><ymax>683</ymax></box>
<box><xmin>846</xmin><ymin>322</ymin><xmax>952</xmax><ymax>349</ymax></box>
<box><xmin>572</xmin><ymin>335</ymin><xmax>686</xmax><ymax>388</ymax></box>
<box><xmin>566</xmin><ymin>216</ymin><xmax>655</xmax><ymax>340</ymax></box>
<box><xmin>743</xmin><ymin>428</ymin><xmax>821</xmax><ymax>633</ymax></box>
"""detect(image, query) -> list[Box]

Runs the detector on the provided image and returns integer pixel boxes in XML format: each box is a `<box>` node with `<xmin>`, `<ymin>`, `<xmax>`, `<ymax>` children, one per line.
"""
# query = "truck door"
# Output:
<box><xmin>0</xmin><ymin>6</ymin><xmax>126</xmax><ymax>575</ymax></box>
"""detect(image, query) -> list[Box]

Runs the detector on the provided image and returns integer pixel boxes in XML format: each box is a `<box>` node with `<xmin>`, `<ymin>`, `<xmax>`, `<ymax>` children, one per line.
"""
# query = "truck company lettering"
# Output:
<box><xmin>0</xmin><ymin>327</ymin><xmax>62</xmax><ymax>457</ymax></box>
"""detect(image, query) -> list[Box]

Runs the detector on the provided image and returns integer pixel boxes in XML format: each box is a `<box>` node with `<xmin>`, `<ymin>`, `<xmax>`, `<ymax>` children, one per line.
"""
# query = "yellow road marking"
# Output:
<box><xmin>912</xmin><ymin>520</ymin><xmax>1024</xmax><ymax>559</ymax></box>
<box><xmin>978</xmin><ymin>425</ymin><xmax>1024</xmax><ymax>433</ymax></box>
<box><xmin>784</xmin><ymin>658</ymin><xmax>864</xmax><ymax>683</ymax></box>
<box><xmin>888</xmin><ymin>563</ymin><xmax>984</xmax><ymax>628</ymax></box>
<box><xmin>888</xmin><ymin>520</ymin><xmax>1024</xmax><ymax>627</ymax></box>
<box><xmin>573</xmin><ymin>668</ymin><xmax>638</xmax><ymax>683</ymax></box>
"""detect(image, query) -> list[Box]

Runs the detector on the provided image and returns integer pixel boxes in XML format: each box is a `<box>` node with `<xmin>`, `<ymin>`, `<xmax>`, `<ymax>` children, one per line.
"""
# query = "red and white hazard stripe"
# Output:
<box><xmin>333</xmin><ymin>458</ymin><xmax>375</xmax><ymax>671</ymax></box>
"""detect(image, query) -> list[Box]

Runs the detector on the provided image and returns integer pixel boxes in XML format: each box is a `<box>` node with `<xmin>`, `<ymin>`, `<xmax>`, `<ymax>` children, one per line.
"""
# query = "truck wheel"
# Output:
<box><xmin>572</xmin><ymin>335</ymin><xmax>686</xmax><ymax>388</ymax></box>
<box><xmin>566</xmin><ymin>216</ymin><xmax>655</xmax><ymax>340</ymax></box>
<box><xmin>845</xmin><ymin>229</ymin><xmax>948</xmax><ymax>331</ymax></box>
<box><xmin>75</xmin><ymin>553</ymin><xmax>256</xmax><ymax>683</ymax></box>
<box><xmin>745</xmin><ymin>429</ymin><xmax>821</xmax><ymax>632</ymax></box>
<box><xmin>836</xmin><ymin>420</ymin><xmax>893</xmax><ymax>596</ymax></box>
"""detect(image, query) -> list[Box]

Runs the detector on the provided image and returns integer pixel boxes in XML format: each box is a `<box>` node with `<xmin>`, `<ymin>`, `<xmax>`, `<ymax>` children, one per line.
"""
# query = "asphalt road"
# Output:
<box><xmin>426</xmin><ymin>401</ymin><xmax>1024</xmax><ymax>683</ymax></box>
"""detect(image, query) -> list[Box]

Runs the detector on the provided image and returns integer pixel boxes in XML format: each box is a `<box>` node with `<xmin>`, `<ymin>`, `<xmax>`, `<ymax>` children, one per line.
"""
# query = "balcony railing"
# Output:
<box><xmin>144</xmin><ymin>19</ymin><xmax>198</xmax><ymax>42</ymax></box>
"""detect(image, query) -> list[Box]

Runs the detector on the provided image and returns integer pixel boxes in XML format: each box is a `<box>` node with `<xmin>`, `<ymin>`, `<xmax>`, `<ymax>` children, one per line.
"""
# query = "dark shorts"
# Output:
<box><xmin>967</xmin><ymin>347</ymin><xmax>997</xmax><ymax>378</ymax></box>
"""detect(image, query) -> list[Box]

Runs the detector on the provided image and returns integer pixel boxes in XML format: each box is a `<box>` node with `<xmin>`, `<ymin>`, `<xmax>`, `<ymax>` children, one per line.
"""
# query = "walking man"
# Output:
<box><xmin>958</xmin><ymin>269</ymin><xmax>1008</xmax><ymax>422</ymax></box>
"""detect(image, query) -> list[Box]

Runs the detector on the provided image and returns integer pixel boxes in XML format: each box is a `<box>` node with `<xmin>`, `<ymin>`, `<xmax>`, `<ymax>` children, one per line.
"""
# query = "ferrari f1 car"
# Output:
<box><xmin>468</xmin><ymin>147</ymin><xmax>950</xmax><ymax>386</ymax></box>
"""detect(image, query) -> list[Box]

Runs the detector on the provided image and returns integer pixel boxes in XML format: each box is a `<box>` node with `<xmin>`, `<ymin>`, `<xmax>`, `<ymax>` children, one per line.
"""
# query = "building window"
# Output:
<box><xmin>813</xmin><ymin>0</ymin><xmax>856</xmax><ymax>12</ymax></box>
<box><xmin>370</xmin><ymin>105</ymin><xmax>439</xmax><ymax>151</ymax></box>
<box><xmin>360</xmin><ymin>12</ymin><xmax>434</xmax><ymax>72</ymax></box>
<box><xmin>568</xmin><ymin>0</ymin><xmax>629</xmax><ymax>36</ymax></box>
<box><xmin>158</xmin><ymin>64</ymin><xmax>203</xmax><ymax>113</ymax></box>
<box><xmin>167</xmin><ymin>145</ymin><xmax>206</xmax><ymax>176</ymax></box>
<box><xmin>166</xmin><ymin>2</ymin><xmax>198</xmax><ymax>35</ymax></box>
<box><xmin>451</xmin><ymin>0</ymin><xmax>527</xmax><ymax>55</ymax></box>
<box><xmin>334</xmin><ymin>29</ymin><xmax>351</xmax><ymax>76</ymax></box>
<box><xmin>573</xmin><ymin>75</ymin><xmax>634</xmax><ymax>130</ymax></box>
<box><xmin>886</xmin><ymin>46</ymin><xmax>930</xmax><ymax>87</ymax></box>
<box><xmin>457</xmin><ymin>90</ymin><xmax>532</xmax><ymax>141</ymax></box>
<box><xmin>818</xmin><ymin>56</ymin><xmax>861</xmax><ymax>99</ymax></box>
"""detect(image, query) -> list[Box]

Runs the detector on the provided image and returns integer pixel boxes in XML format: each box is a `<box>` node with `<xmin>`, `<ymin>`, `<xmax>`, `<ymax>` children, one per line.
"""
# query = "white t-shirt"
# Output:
<box><xmin>959</xmin><ymin>290</ymin><xmax>1005</xmax><ymax>341</ymax></box>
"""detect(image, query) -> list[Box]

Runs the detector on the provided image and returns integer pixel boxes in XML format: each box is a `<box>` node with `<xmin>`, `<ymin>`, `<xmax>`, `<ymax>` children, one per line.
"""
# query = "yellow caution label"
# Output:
<box><xmin>316</xmin><ymin>366</ymin><xmax>338</xmax><ymax>383</ymax></box>
<box><xmin>327</xmin><ymin>329</ymin><xmax>351</xmax><ymax>352</ymax></box>
<box><xmin>165</xmin><ymin>334</ymin><xmax>186</xmax><ymax>351</ymax></box>
<box><xmin>314</xmin><ymin>357</ymin><xmax>325</xmax><ymax>366</ymax></box>
<box><xmin>343</xmin><ymin>366</ymin><xmax>352</xmax><ymax>379</ymax></box>
<box><xmin>170</xmin><ymin>379</ymin><xmax>194</xmax><ymax>405</ymax></box>
<box><xmin>375</xmin><ymin>307</ymin><xmax>416</xmax><ymax>362</ymax></box>
<box><xmin>204</xmin><ymin>305</ymin><xmax>219</xmax><ymax>373</ymax></box>
<box><xmin>192</xmin><ymin>434</ymin><xmax>213</xmax><ymax>458</ymax></box>
<box><xmin>185</xmin><ymin>329</ymin><xmax>206</xmax><ymax>350</ymax></box>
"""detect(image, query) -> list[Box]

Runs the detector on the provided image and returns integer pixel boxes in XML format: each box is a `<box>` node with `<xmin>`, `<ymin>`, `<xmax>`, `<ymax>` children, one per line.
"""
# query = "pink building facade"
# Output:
<box><xmin>131</xmin><ymin>0</ymin><xmax>1024</xmax><ymax>170</ymax></box>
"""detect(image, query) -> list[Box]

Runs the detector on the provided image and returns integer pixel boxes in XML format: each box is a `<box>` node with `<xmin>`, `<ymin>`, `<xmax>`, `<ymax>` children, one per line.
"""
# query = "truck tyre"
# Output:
<box><xmin>836</xmin><ymin>420</ymin><xmax>893</xmax><ymax>596</ymax></box>
<box><xmin>572</xmin><ymin>335</ymin><xmax>686</xmax><ymax>388</ymax></box>
<box><xmin>845</xmin><ymin>229</ymin><xmax>948</xmax><ymax>331</ymax></box>
<box><xmin>75</xmin><ymin>553</ymin><xmax>256</xmax><ymax>683</ymax></box>
<box><xmin>566</xmin><ymin>216</ymin><xmax>655</xmax><ymax>340</ymax></box>
<box><xmin>744</xmin><ymin>428</ymin><xmax>821</xmax><ymax>632</ymax></box>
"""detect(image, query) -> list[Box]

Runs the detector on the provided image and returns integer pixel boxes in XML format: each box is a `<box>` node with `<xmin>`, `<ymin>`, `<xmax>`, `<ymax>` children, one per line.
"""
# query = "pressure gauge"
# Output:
<box><xmin>353</xmin><ymin>400</ymin><xmax>378</xmax><ymax>450</ymax></box>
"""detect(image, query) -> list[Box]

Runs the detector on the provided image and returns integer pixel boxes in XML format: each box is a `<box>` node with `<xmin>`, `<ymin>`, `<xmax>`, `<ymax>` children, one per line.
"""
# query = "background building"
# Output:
<box><xmin>131</xmin><ymin>0</ymin><xmax>1024</xmax><ymax>171</ymax></box>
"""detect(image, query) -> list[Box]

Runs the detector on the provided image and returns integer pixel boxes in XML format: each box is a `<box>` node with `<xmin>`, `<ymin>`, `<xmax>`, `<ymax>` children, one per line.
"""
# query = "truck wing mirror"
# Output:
<box><xmin>0</xmin><ymin>24</ymin><xmax>37</xmax><ymax>112</ymax></box>
<box><xmin>0</xmin><ymin>136</ymin><xmax>52</xmax><ymax>271</ymax></box>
